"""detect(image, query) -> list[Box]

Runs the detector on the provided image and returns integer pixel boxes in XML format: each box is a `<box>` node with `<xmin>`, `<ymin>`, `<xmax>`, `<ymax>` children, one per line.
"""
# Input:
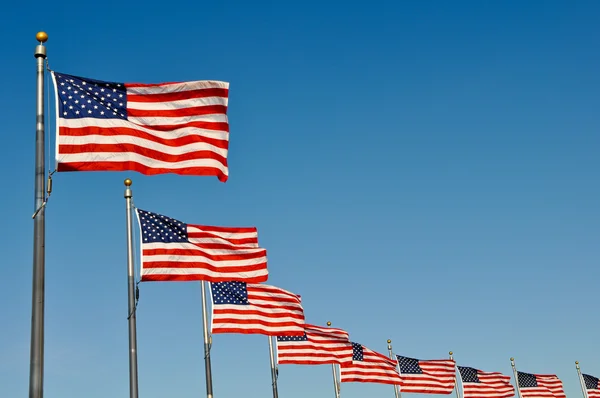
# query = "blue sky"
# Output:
<box><xmin>1</xmin><ymin>1</ymin><xmax>599</xmax><ymax>397</ymax></box>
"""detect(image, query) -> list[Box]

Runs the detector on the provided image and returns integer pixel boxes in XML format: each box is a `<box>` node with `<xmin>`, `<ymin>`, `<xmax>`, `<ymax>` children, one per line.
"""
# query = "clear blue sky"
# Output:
<box><xmin>1</xmin><ymin>1</ymin><xmax>599</xmax><ymax>397</ymax></box>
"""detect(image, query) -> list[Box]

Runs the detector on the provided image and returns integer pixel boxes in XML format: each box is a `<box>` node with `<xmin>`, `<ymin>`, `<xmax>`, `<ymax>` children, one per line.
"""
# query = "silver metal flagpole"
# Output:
<box><xmin>29</xmin><ymin>31</ymin><xmax>48</xmax><ymax>398</ymax></box>
<box><xmin>510</xmin><ymin>358</ymin><xmax>523</xmax><ymax>398</ymax></box>
<box><xmin>327</xmin><ymin>322</ymin><xmax>341</xmax><ymax>398</ymax></box>
<box><xmin>201</xmin><ymin>281</ymin><xmax>214</xmax><ymax>398</ymax></box>
<box><xmin>124</xmin><ymin>179</ymin><xmax>139</xmax><ymax>398</ymax></box>
<box><xmin>449</xmin><ymin>351</ymin><xmax>460</xmax><ymax>398</ymax></box>
<box><xmin>576</xmin><ymin>361</ymin><xmax>589</xmax><ymax>398</ymax></box>
<box><xmin>387</xmin><ymin>339</ymin><xmax>400</xmax><ymax>398</ymax></box>
<box><xmin>268</xmin><ymin>336</ymin><xmax>279</xmax><ymax>398</ymax></box>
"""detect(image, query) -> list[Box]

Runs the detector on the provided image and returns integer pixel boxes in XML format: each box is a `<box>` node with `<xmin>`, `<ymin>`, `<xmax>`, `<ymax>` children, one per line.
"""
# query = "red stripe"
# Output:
<box><xmin>59</xmin><ymin>126</ymin><xmax>229</xmax><ymax>149</ymax></box>
<box><xmin>127</xmin><ymin>105</ymin><xmax>228</xmax><ymax>117</ymax></box>
<box><xmin>142</xmin><ymin>248</ymin><xmax>266</xmax><ymax>261</ymax></box>
<box><xmin>142</xmin><ymin>261</ymin><xmax>267</xmax><ymax>272</ymax></box>
<box><xmin>211</xmin><ymin>327</ymin><xmax>302</xmax><ymax>336</ymax></box>
<box><xmin>141</xmin><ymin>273</ymin><xmax>267</xmax><ymax>283</ymax></box>
<box><xmin>126</xmin><ymin>87</ymin><xmax>228</xmax><ymax>102</ymax></box>
<box><xmin>59</xmin><ymin>144</ymin><xmax>227</xmax><ymax>165</ymax></box>
<box><xmin>214</xmin><ymin>306</ymin><xmax>303</xmax><ymax>314</ymax></box>
<box><xmin>189</xmin><ymin>225</ymin><xmax>257</xmax><ymax>234</ymax></box>
<box><xmin>211</xmin><ymin>317</ymin><xmax>303</xmax><ymax>326</ymax></box>
<box><xmin>57</xmin><ymin>162</ymin><xmax>228</xmax><ymax>181</ymax></box>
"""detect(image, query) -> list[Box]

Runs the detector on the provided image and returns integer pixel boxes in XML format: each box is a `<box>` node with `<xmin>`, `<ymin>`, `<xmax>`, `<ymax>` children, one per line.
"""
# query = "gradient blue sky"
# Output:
<box><xmin>1</xmin><ymin>1</ymin><xmax>599</xmax><ymax>397</ymax></box>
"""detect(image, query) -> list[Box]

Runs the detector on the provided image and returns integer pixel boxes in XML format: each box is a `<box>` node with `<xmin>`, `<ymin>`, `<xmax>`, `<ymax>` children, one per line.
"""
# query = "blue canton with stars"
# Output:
<box><xmin>583</xmin><ymin>374</ymin><xmax>599</xmax><ymax>390</ymax></box>
<box><xmin>458</xmin><ymin>366</ymin><xmax>481</xmax><ymax>383</ymax></box>
<box><xmin>137</xmin><ymin>209</ymin><xmax>189</xmax><ymax>243</ymax></box>
<box><xmin>54</xmin><ymin>72</ymin><xmax>128</xmax><ymax>120</ymax></box>
<box><xmin>517</xmin><ymin>372</ymin><xmax>538</xmax><ymax>388</ymax></box>
<box><xmin>397</xmin><ymin>356</ymin><xmax>423</xmax><ymax>374</ymax></box>
<box><xmin>351</xmin><ymin>343</ymin><xmax>364</xmax><ymax>361</ymax></box>
<box><xmin>277</xmin><ymin>334</ymin><xmax>308</xmax><ymax>342</ymax></box>
<box><xmin>211</xmin><ymin>282</ymin><xmax>250</xmax><ymax>305</ymax></box>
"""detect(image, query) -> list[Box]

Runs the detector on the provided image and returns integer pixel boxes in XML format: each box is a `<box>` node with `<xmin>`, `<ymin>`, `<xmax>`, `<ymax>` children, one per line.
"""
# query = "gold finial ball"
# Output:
<box><xmin>124</xmin><ymin>178</ymin><xmax>132</xmax><ymax>186</ymax></box>
<box><xmin>510</xmin><ymin>357</ymin><xmax>514</xmax><ymax>361</ymax></box>
<box><xmin>449</xmin><ymin>351</ymin><xmax>453</xmax><ymax>356</ymax></box>
<box><xmin>326</xmin><ymin>321</ymin><xmax>331</xmax><ymax>326</ymax></box>
<box><xmin>36</xmin><ymin>32</ymin><xmax>48</xmax><ymax>43</ymax></box>
<box><xmin>387</xmin><ymin>339</ymin><xmax>392</xmax><ymax>344</ymax></box>
<box><xmin>575</xmin><ymin>361</ymin><xmax>579</xmax><ymax>365</ymax></box>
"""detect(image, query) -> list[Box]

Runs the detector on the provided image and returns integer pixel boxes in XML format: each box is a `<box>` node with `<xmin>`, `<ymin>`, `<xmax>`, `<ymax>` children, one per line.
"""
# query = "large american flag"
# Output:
<box><xmin>136</xmin><ymin>209</ymin><xmax>267</xmax><ymax>283</ymax></box>
<box><xmin>396</xmin><ymin>356</ymin><xmax>456</xmax><ymax>394</ymax></box>
<box><xmin>340</xmin><ymin>343</ymin><xmax>402</xmax><ymax>385</ymax></box>
<box><xmin>583</xmin><ymin>374</ymin><xmax>600</xmax><ymax>398</ymax></box>
<box><xmin>276</xmin><ymin>324</ymin><xmax>353</xmax><ymax>365</ymax></box>
<box><xmin>51</xmin><ymin>71</ymin><xmax>230</xmax><ymax>181</ymax></box>
<box><xmin>517</xmin><ymin>372</ymin><xmax>566</xmax><ymax>398</ymax></box>
<box><xmin>210</xmin><ymin>282</ymin><xmax>305</xmax><ymax>336</ymax></box>
<box><xmin>458</xmin><ymin>366</ymin><xmax>515</xmax><ymax>398</ymax></box>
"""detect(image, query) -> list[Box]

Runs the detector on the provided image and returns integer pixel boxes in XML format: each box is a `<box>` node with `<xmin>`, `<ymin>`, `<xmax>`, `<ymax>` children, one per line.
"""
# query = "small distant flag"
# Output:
<box><xmin>396</xmin><ymin>356</ymin><xmax>456</xmax><ymax>394</ymax></box>
<box><xmin>458</xmin><ymin>366</ymin><xmax>515</xmax><ymax>398</ymax></box>
<box><xmin>340</xmin><ymin>343</ymin><xmax>402</xmax><ymax>385</ymax></box>
<box><xmin>276</xmin><ymin>324</ymin><xmax>353</xmax><ymax>365</ymax></box>
<box><xmin>51</xmin><ymin>71</ymin><xmax>230</xmax><ymax>181</ymax></box>
<box><xmin>517</xmin><ymin>372</ymin><xmax>566</xmax><ymax>398</ymax></box>
<box><xmin>583</xmin><ymin>374</ymin><xmax>600</xmax><ymax>398</ymax></box>
<box><xmin>210</xmin><ymin>281</ymin><xmax>305</xmax><ymax>336</ymax></box>
<box><xmin>136</xmin><ymin>209</ymin><xmax>268</xmax><ymax>283</ymax></box>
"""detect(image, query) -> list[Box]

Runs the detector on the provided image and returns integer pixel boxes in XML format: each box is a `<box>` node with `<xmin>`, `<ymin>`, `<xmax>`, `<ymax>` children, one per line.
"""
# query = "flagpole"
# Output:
<box><xmin>200</xmin><ymin>281</ymin><xmax>214</xmax><ymax>398</ymax></box>
<box><xmin>576</xmin><ymin>361</ymin><xmax>589</xmax><ymax>398</ymax></box>
<box><xmin>510</xmin><ymin>358</ymin><xmax>523</xmax><ymax>398</ymax></box>
<box><xmin>268</xmin><ymin>336</ymin><xmax>279</xmax><ymax>398</ymax></box>
<box><xmin>29</xmin><ymin>31</ymin><xmax>48</xmax><ymax>398</ymax></box>
<box><xmin>387</xmin><ymin>339</ymin><xmax>400</xmax><ymax>398</ymax></box>
<box><xmin>327</xmin><ymin>322</ymin><xmax>341</xmax><ymax>398</ymax></box>
<box><xmin>449</xmin><ymin>351</ymin><xmax>460</xmax><ymax>398</ymax></box>
<box><xmin>124</xmin><ymin>179</ymin><xmax>139</xmax><ymax>398</ymax></box>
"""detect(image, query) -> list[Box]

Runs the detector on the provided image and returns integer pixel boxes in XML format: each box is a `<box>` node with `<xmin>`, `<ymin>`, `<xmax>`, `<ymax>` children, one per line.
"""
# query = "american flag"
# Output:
<box><xmin>136</xmin><ymin>209</ymin><xmax>267</xmax><ymax>283</ymax></box>
<box><xmin>340</xmin><ymin>343</ymin><xmax>402</xmax><ymax>385</ymax></box>
<box><xmin>396</xmin><ymin>356</ymin><xmax>456</xmax><ymax>394</ymax></box>
<box><xmin>517</xmin><ymin>372</ymin><xmax>566</xmax><ymax>398</ymax></box>
<box><xmin>210</xmin><ymin>282</ymin><xmax>305</xmax><ymax>336</ymax></box>
<box><xmin>583</xmin><ymin>374</ymin><xmax>600</xmax><ymax>398</ymax></box>
<box><xmin>458</xmin><ymin>366</ymin><xmax>515</xmax><ymax>398</ymax></box>
<box><xmin>276</xmin><ymin>324</ymin><xmax>353</xmax><ymax>365</ymax></box>
<box><xmin>51</xmin><ymin>71</ymin><xmax>230</xmax><ymax>181</ymax></box>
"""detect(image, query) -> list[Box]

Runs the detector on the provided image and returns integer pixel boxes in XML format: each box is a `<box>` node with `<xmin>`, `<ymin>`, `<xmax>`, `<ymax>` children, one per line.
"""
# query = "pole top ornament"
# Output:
<box><xmin>36</xmin><ymin>32</ymin><xmax>48</xmax><ymax>43</ymax></box>
<box><xmin>124</xmin><ymin>178</ymin><xmax>132</xmax><ymax>186</ymax></box>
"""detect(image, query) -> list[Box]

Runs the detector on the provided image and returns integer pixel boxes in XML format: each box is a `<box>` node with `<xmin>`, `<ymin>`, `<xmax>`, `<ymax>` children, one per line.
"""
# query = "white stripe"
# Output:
<box><xmin>126</xmin><ymin>80</ymin><xmax>229</xmax><ymax>95</ymax></box>
<box><xmin>143</xmin><ymin>242</ymin><xmax>262</xmax><ymax>255</ymax></box>
<box><xmin>213</xmin><ymin>312</ymin><xmax>303</xmax><ymax>322</ymax></box>
<box><xmin>188</xmin><ymin>226</ymin><xmax>257</xmax><ymax>241</ymax></box>
<box><xmin>59</xmin><ymin>135</ymin><xmax>228</xmax><ymax>157</ymax></box>
<box><xmin>212</xmin><ymin>324</ymin><xmax>302</xmax><ymax>334</ymax></box>
<box><xmin>57</xmin><ymin>153</ymin><xmax>228</xmax><ymax>173</ymax></box>
<box><xmin>141</xmin><ymin>267</ymin><xmax>267</xmax><ymax>278</ymax></box>
<box><xmin>59</xmin><ymin>117</ymin><xmax>229</xmax><ymax>138</ymax></box>
<box><xmin>128</xmin><ymin>96</ymin><xmax>227</xmax><ymax>110</ymax></box>
<box><xmin>143</xmin><ymin>255</ymin><xmax>267</xmax><ymax>268</ymax></box>
<box><xmin>128</xmin><ymin>114</ymin><xmax>228</xmax><ymax>126</ymax></box>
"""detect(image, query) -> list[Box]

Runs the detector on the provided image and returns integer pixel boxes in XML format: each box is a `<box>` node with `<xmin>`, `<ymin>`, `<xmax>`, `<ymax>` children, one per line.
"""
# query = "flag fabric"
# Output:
<box><xmin>396</xmin><ymin>356</ymin><xmax>456</xmax><ymax>394</ymax></box>
<box><xmin>136</xmin><ymin>209</ymin><xmax>267</xmax><ymax>282</ymax></box>
<box><xmin>276</xmin><ymin>324</ymin><xmax>354</xmax><ymax>365</ymax></box>
<box><xmin>583</xmin><ymin>374</ymin><xmax>600</xmax><ymax>398</ymax></box>
<box><xmin>517</xmin><ymin>372</ymin><xmax>566</xmax><ymax>398</ymax></box>
<box><xmin>458</xmin><ymin>366</ymin><xmax>515</xmax><ymax>398</ymax></box>
<box><xmin>340</xmin><ymin>343</ymin><xmax>402</xmax><ymax>385</ymax></box>
<box><xmin>51</xmin><ymin>71</ymin><xmax>230</xmax><ymax>181</ymax></box>
<box><xmin>210</xmin><ymin>281</ymin><xmax>305</xmax><ymax>336</ymax></box>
